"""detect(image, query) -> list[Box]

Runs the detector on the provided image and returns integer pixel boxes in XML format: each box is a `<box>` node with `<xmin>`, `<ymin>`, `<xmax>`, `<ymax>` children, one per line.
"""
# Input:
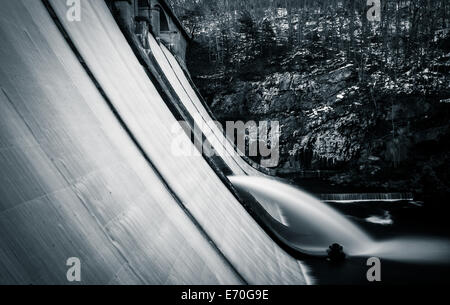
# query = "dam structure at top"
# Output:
<box><xmin>0</xmin><ymin>0</ymin><xmax>308</xmax><ymax>285</ymax></box>
<box><xmin>113</xmin><ymin>0</ymin><xmax>190</xmax><ymax>63</ymax></box>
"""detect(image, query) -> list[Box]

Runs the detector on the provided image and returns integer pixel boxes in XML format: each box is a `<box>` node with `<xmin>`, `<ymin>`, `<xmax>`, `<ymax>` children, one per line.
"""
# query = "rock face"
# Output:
<box><xmin>210</xmin><ymin>64</ymin><xmax>365</xmax><ymax>168</ymax></box>
<box><xmin>197</xmin><ymin>53</ymin><xmax>450</xmax><ymax>199</ymax></box>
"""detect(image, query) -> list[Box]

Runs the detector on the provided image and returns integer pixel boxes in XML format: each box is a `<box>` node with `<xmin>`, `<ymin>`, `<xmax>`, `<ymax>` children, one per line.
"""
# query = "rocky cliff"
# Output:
<box><xmin>194</xmin><ymin>50</ymin><xmax>450</xmax><ymax>201</ymax></box>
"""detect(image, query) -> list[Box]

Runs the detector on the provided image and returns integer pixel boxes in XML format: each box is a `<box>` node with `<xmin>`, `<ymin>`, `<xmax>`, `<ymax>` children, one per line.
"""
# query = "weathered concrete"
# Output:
<box><xmin>0</xmin><ymin>0</ymin><xmax>306</xmax><ymax>285</ymax></box>
<box><xmin>110</xmin><ymin>0</ymin><xmax>189</xmax><ymax>62</ymax></box>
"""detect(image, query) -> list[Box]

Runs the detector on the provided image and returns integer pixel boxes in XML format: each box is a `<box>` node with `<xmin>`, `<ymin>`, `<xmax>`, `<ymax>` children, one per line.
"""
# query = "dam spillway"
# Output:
<box><xmin>0</xmin><ymin>0</ymin><xmax>307</xmax><ymax>284</ymax></box>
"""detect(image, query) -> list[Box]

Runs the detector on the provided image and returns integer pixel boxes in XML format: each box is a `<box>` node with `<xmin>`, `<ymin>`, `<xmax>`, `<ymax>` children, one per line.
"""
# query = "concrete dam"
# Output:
<box><xmin>0</xmin><ymin>0</ymin><xmax>309</xmax><ymax>284</ymax></box>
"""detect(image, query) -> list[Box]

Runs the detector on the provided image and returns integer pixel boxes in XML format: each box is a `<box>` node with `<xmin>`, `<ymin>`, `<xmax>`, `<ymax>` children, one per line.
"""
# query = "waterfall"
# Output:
<box><xmin>230</xmin><ymin>176</ymin><xmax>450</xmax><ymax>265</ymax></box>
<box><xmin>229</xmin><ymin>175</ymin><xmax>374</xmax><ymax>256</ymax></box>
<box><xmin>319</xmin><ymin>193</ymin><xmax>414</xmax><ymax>203</ymax></box>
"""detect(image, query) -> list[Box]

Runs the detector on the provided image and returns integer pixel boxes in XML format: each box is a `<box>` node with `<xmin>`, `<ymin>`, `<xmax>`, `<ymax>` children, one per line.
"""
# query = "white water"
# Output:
<box><xmin>229</xmin><ymin>176</ymin><xmax>374</xmax><ymax>255</ymax></box>
<box><xmin>230</xmin><ymin>176</ymin><xmax>450</xmax><ymax>264</ymax></box>
<box><xmin>365</xmin><ymin>211</ymin><xmax>393</xmax><ymax>226</ymax></box>
<box><xmin>320</xmin><ymin>193</ymin><xmax>413</xmax><ymax>203</ymax></box>
<box><xmin>356</xmin><ymin>237</ymin><xmax>450</xmax><ymax>264</ymax></box>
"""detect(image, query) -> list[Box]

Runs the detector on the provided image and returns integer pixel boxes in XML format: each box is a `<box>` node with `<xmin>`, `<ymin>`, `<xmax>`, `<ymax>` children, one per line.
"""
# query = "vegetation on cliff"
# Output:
<box><xmin>169</xmin><ymin>0</ymin><xmax>450</xmax><ymax>201</ymax></box>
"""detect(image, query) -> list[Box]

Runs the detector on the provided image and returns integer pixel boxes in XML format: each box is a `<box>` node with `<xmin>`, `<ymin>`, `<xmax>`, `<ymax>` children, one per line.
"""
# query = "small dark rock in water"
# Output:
<box><xmin>327</xmin><ymin>243</ymin><xmax>346</xmax><ymax>262</ymax></box>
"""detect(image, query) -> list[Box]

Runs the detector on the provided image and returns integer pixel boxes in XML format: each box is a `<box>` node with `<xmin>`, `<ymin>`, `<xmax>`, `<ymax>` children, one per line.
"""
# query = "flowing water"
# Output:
<box><xmin>229</xmin><ymin>175</ymin><xmax>374</xmax><ymax>256</ymax></box>
<box><xmin>319</xmin><ymin>193</ymin><xmax>414</xmax><ymax>203</ymax></box>
<box><xmin>229</xmin><ymin>175</ymin><xmax>450</xmax><ymax>283</ymax></box>
<box><xmin>356</xmin><ymin>237</ymin><xmax>450</xmax><ymax>264</ymax></box>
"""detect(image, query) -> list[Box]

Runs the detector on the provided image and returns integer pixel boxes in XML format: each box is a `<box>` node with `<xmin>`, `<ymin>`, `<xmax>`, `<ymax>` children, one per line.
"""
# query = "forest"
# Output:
<box><xmin>167</xmin><ymin>0</ymin><xmax>450</xmax><ymax>203</ymax></box>
<box><xmin>169</xmin><ymin>0</ymin><xmax>448</xmax><ymax>79</ymax></box>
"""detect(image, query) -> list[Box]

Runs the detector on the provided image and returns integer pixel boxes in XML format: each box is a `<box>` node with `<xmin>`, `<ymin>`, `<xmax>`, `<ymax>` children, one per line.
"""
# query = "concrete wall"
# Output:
<box><xmin>0</xmin><ymin>0</ymin><xmax>306</xmax><ymax>285</ymax></box>
<box><xmin>153</xmin><ymin>0</ymin><xmax>188</xmax><ymax>63</ymax></box>
<box><xmin>111</xmin><ymin>0</ymin><xmax>188</xmax><ymax>63</ymax></box>
<box><xmin>0</xmin><ymin>0</ymin><xmax>239</xmax><ymax>284</ymax></box>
